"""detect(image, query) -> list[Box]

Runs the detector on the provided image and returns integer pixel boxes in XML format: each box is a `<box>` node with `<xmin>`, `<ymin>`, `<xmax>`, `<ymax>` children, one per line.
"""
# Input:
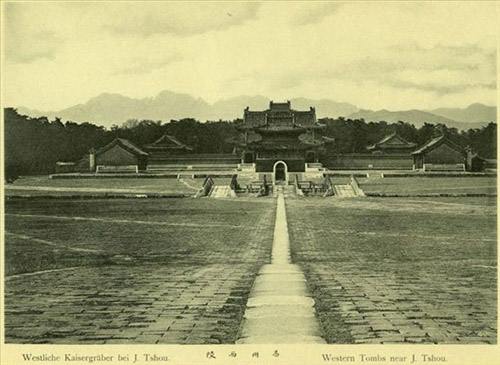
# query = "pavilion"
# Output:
<box><xmin>237</xmin><ymin>101</ymin><xmax>325</xmax><ymax>184</ymax></box>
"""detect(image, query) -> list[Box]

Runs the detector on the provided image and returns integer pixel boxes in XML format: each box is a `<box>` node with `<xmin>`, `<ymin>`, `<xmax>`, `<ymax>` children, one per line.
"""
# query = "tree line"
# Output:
<box><xmin>4</xmin><ymin>107</ymin><xmax>497</xmax><ymax>177</ymax></box>
<box><xmin>320</xmin><ymin>117</ymin><xmax>497</xmax><ymax>158</ymax></box>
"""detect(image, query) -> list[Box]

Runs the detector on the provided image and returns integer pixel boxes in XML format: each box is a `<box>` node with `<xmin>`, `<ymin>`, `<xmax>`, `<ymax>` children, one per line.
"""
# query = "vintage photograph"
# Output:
<box><xmin>1</xmin><ymin>0</ymin><xmax>497</xmax><ymax>350</ymax></box>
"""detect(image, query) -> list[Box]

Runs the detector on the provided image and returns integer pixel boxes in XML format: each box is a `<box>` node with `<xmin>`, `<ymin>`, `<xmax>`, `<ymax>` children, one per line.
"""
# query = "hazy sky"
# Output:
<box><xmin>2</xmin><ymin>1</ymin><xmax>498</xmax><ymax>111</ymax></box>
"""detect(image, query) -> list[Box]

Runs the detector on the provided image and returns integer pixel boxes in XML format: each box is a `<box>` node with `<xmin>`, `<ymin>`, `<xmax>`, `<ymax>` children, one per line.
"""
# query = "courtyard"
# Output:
<box><xmin>4</xmin><ymin>197</ymin><xmax>275</xmax><ymax>343</ymax></box>
<box><xmin>3</xmin><ymin>178</ymin><xmax>497</xmax><ymax>344</ymax></box>
<box><xmin>287</xmin><ymin>196</ymin><xmax>497</xmax><ymax>344</ymax></box>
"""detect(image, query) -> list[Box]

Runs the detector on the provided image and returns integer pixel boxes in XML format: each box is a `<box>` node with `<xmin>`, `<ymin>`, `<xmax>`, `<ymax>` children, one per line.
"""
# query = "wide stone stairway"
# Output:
<box><xmin>333</xmin><ymin>184</ymin><xmax>357</xmax><ymax>198</ymax></box>
<box><xmin>209</xmin><ymin>185</ymin><xmax>232</xmax><ymax>198</ymax></box>
<box><xmin>236</xmin><ymin>193</ymin><xmax>325</xmax><ymax>343</ymax></box>
<box><xmin>273</xmin><ymin>184</ymin><xmax>297</xmax><ymax>198</ymax></box>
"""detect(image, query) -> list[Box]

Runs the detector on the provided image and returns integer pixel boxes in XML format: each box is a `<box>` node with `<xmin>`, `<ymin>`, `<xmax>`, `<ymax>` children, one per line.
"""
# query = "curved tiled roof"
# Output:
<box><xmin>243</xmin><ymin>111</ymin><xmax>267</xmax><ymax>128</ymax></box>
<box><xmin>95</xmin><ymin>138</ymin><xmax>148</xmax><ymax>156</ymax></box>
<box><xmin>367</xmin><ymin>132</ymin><xmax>416</xmax><ymax>150</ymax></box>
<box><xmin>412</xmin><ymin>135</ymin><xmax>464</xmax><ymax>155</ymax></box>
<box><xmin>294</xmin><ymin>110</ymin><xmax>316</xmax><ymax>127</ymax></box>
<box><xmin>242</xmin><ymin>101</ymin><xmax>319</xmax><ymax>129</ymax></box>
<box><xmin>145</xmin><ymin>134</ymin><xmax>193</xmax><ymax>150</ymax></box>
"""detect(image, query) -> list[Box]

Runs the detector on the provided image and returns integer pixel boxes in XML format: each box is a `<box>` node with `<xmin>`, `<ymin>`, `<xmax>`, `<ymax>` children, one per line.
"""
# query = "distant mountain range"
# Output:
<box><xmin>15</xmin><ymin>90</ymin><xmax>496</xmax><ymax>130</ymax></box>
<box><xmin>429</xmin><ymin>103</ymin><xmax>497</xmax><ymax>124</ymax></box>
<box><xmin>349</xmin><ymin>103</ymin><xmax>497</xmax><ymax>130</ymax></box>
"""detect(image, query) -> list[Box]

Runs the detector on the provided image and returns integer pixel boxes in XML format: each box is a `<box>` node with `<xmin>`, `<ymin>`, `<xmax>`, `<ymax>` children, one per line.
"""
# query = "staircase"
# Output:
<box><xmin>238</xmin><ymin>163</ymin><xmax>256</xmax><ymax>172</ymax></box>
<box><xmin>284</xmin><ymin>184</ymin><xmax>297</xmax><ymax>198</ymax></box>
<box><xmin>210</xmin><ymin>185</ymin><xmax>234</xmax><ymax>198</ymax></box>
<box><xmin>305</xmin><ymin>162</ymin><xmax>326</xmax><ymax>172</ymax></box>
<box><xmin>304</xmin><ymin>162</ymin><xmax>326</xmax><ymax>180</ymax></box>
<box><xmin>333</xmin><ymin>184</ymin><xmax>357</xmax><ymax>198</ymax></box>
<box><xmin>274</xmin><ymin>184</ymin><xmax>297</xmax><ymax>198</ymax></box>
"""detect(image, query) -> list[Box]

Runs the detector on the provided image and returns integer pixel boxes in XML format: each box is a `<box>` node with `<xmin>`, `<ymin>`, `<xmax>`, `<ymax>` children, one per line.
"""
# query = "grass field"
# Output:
<box><xmin>287</xmin><ymin>196</ymin><xmax>497</xmax><ymax>344</ymax></box>
<box><xmin>6</xmin><ymin>176</ymin><xmax>205</xmax><ymax>196</ymax></box>
<box><xmin>358</xmin><ymin>176</ymin><xmax>497</xmax><ymax>195</ymax></box>
<box><xmin>4</xmin><ymin>197</ymin><xmax>275</xmax><ymax>344</ymax></box>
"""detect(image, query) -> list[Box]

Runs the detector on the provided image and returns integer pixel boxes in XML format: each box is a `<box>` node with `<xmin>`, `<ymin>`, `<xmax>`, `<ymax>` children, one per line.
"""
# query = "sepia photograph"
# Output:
<box><xmin>0</xmin><ymin>1</ymin><xmax>498</xmax><ymax>364</ymax></box>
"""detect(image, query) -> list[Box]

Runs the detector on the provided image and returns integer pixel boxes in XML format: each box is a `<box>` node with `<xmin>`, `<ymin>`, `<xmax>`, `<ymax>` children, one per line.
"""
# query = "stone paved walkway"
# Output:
<box><xmin>5</xmin><ymin>264</ymin><xmax>259</xmax><ymax>344</ymax></box>
<box><xmin>5</xmin><ymin>198</ymin><xmax>276</xmax><ymax>344</ymax></box>
<box><xmin>237</xmin><ymin>193</ymin><xmax>325</xmax><ymax>343</ymax></box>
<box><xmin>286</xmin><ymin>198</ymin><xmax>497</xmax><ymax>344</ymax></box>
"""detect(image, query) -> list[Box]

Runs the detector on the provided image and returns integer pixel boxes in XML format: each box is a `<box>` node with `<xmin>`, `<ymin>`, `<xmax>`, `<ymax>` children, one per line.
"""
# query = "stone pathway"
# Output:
<box><xmin>237</xmin><ymin>193</ymin><xmax>325</xmax><ymax>343</ymax></box>
<box><xmin>5</xmin><ymin>198</ymin><xmax>277</xmax><ymax>344</ymax></box>
<box><xmin>286</xmin><ymin>198</ymin><xmax>497</xmax><ymax>344</ymax></box>
<box><xmin>5</xmin><ymin>264</ymin><xmax>258</xmax><ymax>344</ymax></box>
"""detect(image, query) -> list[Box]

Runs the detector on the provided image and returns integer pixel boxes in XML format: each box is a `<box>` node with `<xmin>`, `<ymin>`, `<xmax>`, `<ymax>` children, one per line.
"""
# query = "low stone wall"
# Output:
<box><xmin>148</xmin><ymin>153</ymin><xmax>240</xmax><ymax>165</ymax></box>
<box><xmin>50</xmin><ymin>172</ymin><xmax>235</xmax><ymax>179</ymax></box>
<box><xmin>367</xmin><ymin>192</ymin><xmax>497</xmax><ymax>197</ymax></box>
<box><xmin>322</xmin><ymin>154</ymin><xmax>413</xmax><ymax>170</ymax></box>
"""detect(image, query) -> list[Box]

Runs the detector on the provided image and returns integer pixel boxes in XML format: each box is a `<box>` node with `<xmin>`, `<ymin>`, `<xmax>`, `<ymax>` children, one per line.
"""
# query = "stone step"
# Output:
<box><xmin>334</xmin><ymin>184</ymin><xmax>356</xmax><ymax>198</ymax></box>
<box><xmin>251</xmin><ymin>279</ymin><xmax>308</xmax><ymax>296</ymax></box>
<box><xmin>209</xmin><ymin>185</ymin><xmax>231</xmax><ymax>198</ymax></box>
<box><xmin>258</xmin><ymin>264</ymin><xmax>303</xmax><ymax>274</ymax></box>
<box><xmin>239</xmin><ymin>316</ymin><xmax>323</xmax><ymax>337</ymax></box>
<box><xmin>243</xmin><ymin>305</ymin><xmax>316</xmax><ymax>319</ymax></box>
<box><xmin>246</xmin><ymin>295</ymin><xmax>315</xmax><ymax>307</ymax></box>
<box><xmin>236</xmin><ymin>335</ymin><xmax>325</xmax><ymax>344</ymax></box>
<box><xmin>254</xmin><ymin>273</ymin><xmax>305</xmax><ymax>283</ymax></box>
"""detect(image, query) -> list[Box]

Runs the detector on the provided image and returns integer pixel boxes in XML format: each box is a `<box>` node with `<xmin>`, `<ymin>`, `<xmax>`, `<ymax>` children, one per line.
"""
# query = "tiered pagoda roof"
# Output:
<box><xmin>240</xmin><ymin>101</ymin><xmax>324</xmax><ymax>131</ymax></box>
<box><xmin>236</xmin><ymin>101</ymin><xmax>327</xmax><ymax>152</ymax></box>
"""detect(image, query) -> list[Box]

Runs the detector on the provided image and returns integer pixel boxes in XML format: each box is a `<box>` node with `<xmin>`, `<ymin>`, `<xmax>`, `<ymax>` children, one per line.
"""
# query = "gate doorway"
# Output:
<box><xmin>243</xmin><ymin>152</ymin><xmax>255</xmax><ymax>163</ymax></box>
<box><xmin>306</xmin><ymin>151</ymin><xmax>316</xmax><ymax>163</ymax></box>
<box><xmin>273</xmin><ymin>161</ymin><xmax>288</xmax><ymax>185</ymax></box>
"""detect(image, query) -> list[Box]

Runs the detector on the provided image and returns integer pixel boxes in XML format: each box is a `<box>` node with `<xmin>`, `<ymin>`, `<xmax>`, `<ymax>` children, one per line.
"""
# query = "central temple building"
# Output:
<box><xmin>237</xmin><ymin>101</ymin><xmax>325</xmax><ymax>183</ymax></box>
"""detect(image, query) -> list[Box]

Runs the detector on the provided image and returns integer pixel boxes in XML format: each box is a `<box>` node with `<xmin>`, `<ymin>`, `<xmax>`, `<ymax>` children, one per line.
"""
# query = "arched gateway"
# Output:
<box><xmin>273</xmin><ymin>161</ymin><xmax>288</xmax><ymax>185</ymax></box>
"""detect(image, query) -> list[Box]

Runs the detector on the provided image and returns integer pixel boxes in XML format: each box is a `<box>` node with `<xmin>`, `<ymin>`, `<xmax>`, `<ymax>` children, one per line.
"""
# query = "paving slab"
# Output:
<box><xmin>254</xmin><ymin>274</ymin><xmax>305</xmax><ymax>283</ymax></box>
<box><xmin>259</xmin><ymin>264</ymin><xmax>304</xmax><ymax>274</ymax></box>
<box><xmin>236</xmin><ymin>335</ymin><xmax>325</xmax><ymax>344</ymax></box>
<box><xmin>247</xmin><ymin>295</ymin><xmax>315</xmax><ymax>307</ymax></box>
<box><xmin>240</xmin><ymin>316</ymin><xmax>323</xmax><ymax>337</ymax></box>
<box><xmin>251</xmin><ymin>278</ymin><xmax>308</xmax><ymax>294</ymax></box>
<box><xmin>243</xmin><ymin>305</ymin><xmax>316</xmax><ymax>319</ymax></box>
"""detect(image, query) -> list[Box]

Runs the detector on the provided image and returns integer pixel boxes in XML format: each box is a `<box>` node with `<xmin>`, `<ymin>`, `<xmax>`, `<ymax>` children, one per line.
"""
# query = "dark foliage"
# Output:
<box><xmin>4</xmin><ymin>108</ymin><xmax>497</xmax><ymax>176</ymax></box>
<box><xmin>4</xmin><ymin>108</ymin><xmax>111</xmax><ymax>176</ymax></box>
<box><xmin>319</xmin><ymin>117</ymin><xmax>497</xmax><ymax>158</ymax></box>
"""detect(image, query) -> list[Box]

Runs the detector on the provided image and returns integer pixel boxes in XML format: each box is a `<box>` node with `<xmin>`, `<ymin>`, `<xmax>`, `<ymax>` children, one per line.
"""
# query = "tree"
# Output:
<box><xmin>3</xmin><ymin>107</ymin><xmax>497</xmax><ymax>176</ymax></box>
